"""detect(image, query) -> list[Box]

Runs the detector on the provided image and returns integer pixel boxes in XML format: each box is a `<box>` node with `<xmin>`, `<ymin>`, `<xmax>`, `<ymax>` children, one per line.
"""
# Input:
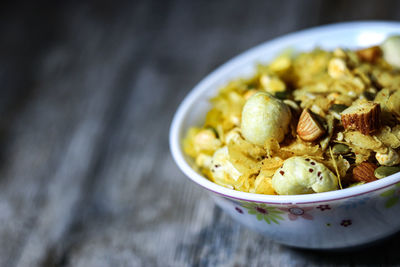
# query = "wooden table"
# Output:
<box><xmin>2</xmin><ymin>0</ymin><xmax>400</xmax><ymax>266</ymax></box>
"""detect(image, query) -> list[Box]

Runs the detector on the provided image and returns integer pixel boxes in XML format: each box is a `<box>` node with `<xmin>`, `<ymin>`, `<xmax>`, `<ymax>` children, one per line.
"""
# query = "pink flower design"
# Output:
<box><xmin>235</xmin><ymin>207</ymin><xmax>243</xmax><ymax>214</ymax></box>
<box><xmin>316</xmin><ymin>204</ymin><xmax>331</xmax><ymax>211</ymax></box>
<box><xmin>279</xmin><ymin>206</ymin><xmax>313</xmax><ymax>221</ymax></box>
<box><xmin>340</xmin><ymin>219</ymin><xmax>352</xmax><ymax>227</ymax></box>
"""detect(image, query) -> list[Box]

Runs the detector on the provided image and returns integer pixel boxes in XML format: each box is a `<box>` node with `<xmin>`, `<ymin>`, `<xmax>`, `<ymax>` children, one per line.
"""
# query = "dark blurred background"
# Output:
<box><xmin>1</xmin><ymin>1</ymin><xmax>400</xmax><ymax>266</ymax></box>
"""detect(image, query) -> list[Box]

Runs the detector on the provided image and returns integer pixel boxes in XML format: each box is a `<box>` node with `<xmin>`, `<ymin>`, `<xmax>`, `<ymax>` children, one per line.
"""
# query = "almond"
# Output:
<box><xmin>341</xmin><ymin>101</ymin><xmax>381</xmax><ymax>135</ymax></box>
<box><xmin>297</xmin><ymin>109</ymin><xmax>325</xmax><ymax>141</ymax></box>
<box><xmin>356</xmin><ymin>46</ymin><xmax>382</xmax><ymax>63</ymax></box>
<box><xmin>352</xmin><ymin>162</ymin><xmax>378</xmax><ymax>183</ymax></box>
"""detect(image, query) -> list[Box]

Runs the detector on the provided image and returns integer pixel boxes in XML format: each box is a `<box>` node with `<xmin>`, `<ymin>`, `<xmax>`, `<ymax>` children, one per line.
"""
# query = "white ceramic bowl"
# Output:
<box><xmin>170</xmin><ymin>21</ymin><xmax>400</xmax><ymax>249</ymax></box>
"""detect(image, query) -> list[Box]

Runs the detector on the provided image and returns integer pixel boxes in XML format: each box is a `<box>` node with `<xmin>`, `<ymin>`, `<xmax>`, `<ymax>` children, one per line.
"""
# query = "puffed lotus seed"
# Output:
<box><xmin>381</xmin><ymin>36</ymin><xmax>400</xmax><ymax>68</ymax></box>
<box><xmin>272</xmin><ymin>156</ymin><xmax>338</xmax><ymax>195</ymax></box>
<box><xmin>241</xmin><ymin>92</ymin><xmax>291</xmax><ymax>146</ymax></box>
<box><xmin>376</xmin><ymin>147</ymin><xmax>400</xmax><ymax>166</ymax></box>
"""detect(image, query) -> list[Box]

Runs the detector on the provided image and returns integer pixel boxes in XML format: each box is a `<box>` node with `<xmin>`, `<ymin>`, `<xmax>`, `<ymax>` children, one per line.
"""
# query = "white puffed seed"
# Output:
<box><xmin>195</xmin><ymin>153</ymin><xmax>213</xmax><ymax>169</ymax></box>
<box><xmin>328</xmin><ymin>58</ymin><xmax>349</xmax><ymax>79</ymax></box>
<box><xmin>272</xmin><ymin>156</ymin><xmax>338</xmax><ymax>195</ymax></box>
<box><xmin>269</xmin><ymin>56</ymin><xmax>291</xmax><ymax>72</ymax></box>
<box><xmin>243</xmin><ymin>89</ymin><xmax>258</xmax><ymax>100</ymax></box>
<box><xmin>381</xmin><ymin>36</ymin><xmax>400</xmax><ymax>68</ymax></box>
<box><xmin>347</xmin><ymin>90</ymin><xmax>357</xmax><ymax>98</ymax></box>
<box><xmin>241</xmin><ymin>92</ymin><xmax>291</xmax><ymax>146</ymax></box>
<box><xmin>260</xmin><ymin>75</ymin><xmax>286</xmax><ymax>93</ymax></box>
<box><xmin>193</xmin><ymin>129</ymin><xmax>221</xmax><ymax>152</ymax></box>
<box><xmin>210</xmin><ymin>146</ymin><xmax>242</xmax><ymax>182</ymax></box>
<box><xmin>305</xmin><ymin>93</ymin><xmax>316</xmax><ymax>99</ymax></box>
<box><xmin>327</xmin><ymin>92</ymin><xmax>340</xmax><ymax>102</ymax></box>
<box><xmin>224</xmin><ymin>128</ymin><xmax>241</xmax><ymax>144</ymax></box>
<box><xmin>333</xmin><ymin>48</ymin><xmax>346</xmax><ymax>58</ymax></box>
<box><xmin>310</xmin><ymin>104</ymin><xmax>325</xmax><ymax>117</ymax></box>
<box><xmin>229</xmin><ymin>114</ymin><xmax>240</xmax><ymax>126</ymax></box>
<box><xmin>283</xmin><ymin>99</ymin><xmax>301</xmax><ymax>113</ymax></box>
<box><xmin>376</xmin><ymin>148</ymin><xmax>400</xmax><ymax>166</ymax></box>
<box><xmin>336</xmin><ymin>132</ymin><xmax>344</xmax><ymax>141</ymax></box>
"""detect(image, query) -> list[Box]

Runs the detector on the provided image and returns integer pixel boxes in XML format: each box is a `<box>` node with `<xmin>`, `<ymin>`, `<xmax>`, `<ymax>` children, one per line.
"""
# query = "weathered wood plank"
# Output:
<box><xmin>0</xmin><ymin>1</ymin><xmax>162</xmax><ymax>266</ymax></box>
<box><xmin>57</xmin><ymin>0</ymin><xmax>332</xmax><ymax>266</ymax></box>
<box><xmin>66</xmin><ymin>0</ymin><xmax>400</xmax><ymax>266</ymax></box>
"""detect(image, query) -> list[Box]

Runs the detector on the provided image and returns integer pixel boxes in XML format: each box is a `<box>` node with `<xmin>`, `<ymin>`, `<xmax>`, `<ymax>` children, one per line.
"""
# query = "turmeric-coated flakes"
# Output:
<box><xmin>183</xmin><ymin>39</ymin><xmax>400</xmax><ymax>195</ymax></box>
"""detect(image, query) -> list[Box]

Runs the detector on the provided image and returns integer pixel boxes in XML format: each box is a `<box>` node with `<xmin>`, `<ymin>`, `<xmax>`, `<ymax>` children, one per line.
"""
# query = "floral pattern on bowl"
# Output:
<box><xmin>210</xmin><ymin>179</ymin><xmax>400</xmax><ymax>248</ymax></box>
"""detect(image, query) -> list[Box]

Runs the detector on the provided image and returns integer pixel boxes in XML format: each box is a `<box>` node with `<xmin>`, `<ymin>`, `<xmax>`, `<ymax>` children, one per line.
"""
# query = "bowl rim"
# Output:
<box><xmin>169</xmin><ymin>20</ymin><xmax>400</xmax><ymax>204</ymax></box>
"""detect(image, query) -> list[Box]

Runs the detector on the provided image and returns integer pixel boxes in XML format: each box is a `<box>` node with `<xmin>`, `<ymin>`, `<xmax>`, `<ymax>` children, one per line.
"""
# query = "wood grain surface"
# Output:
<box><xmin>1</xmin><ymin>0</ymin><xmax>400</xmax><ymax>266</ymax></box>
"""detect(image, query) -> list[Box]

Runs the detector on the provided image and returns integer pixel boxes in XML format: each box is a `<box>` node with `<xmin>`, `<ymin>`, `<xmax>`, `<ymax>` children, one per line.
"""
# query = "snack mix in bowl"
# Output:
<box><xmin>171</xmin><ymin>23</ymin><xmax>400</xmax><ymax>249</ymax></box>
<box><xmin>183</xmin><ymin>36</ymin><xmax>400</xmax><ymax>196</ymax></box>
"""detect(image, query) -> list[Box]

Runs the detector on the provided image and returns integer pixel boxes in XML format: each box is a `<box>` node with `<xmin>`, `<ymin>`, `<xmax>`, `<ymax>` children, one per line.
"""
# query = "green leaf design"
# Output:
<box><xmin>269</xmin><ymin>210</ymin><xmax>284</xmax><ymax>215</ymax></box>
<box><xmin>273</xmin><ymin>215</ymin><xmax>284</xmax><ymax>221</ymax></box>
<box><xmin>239</xmin><ymin>201</ymin><xmax>285</xmax><ymax>224</ymax></box>
<box><xmin>381</xmin><ymin>189</ymin><xmax>395</xmax><ymax>197</ymax></box>
<box><xmin>270</xmin><ymin>217</ymin><xmax>280</xmax><ymax>224</ymax></box>
<box><xmin>263</xmin><ymin>217</ymin><xmax>271</xmax><ymax>224</ymax></box>
<box><xmin>385</xmin><ymin>197</ymin><xmax>399</xmax><ymax>208</ymax></box>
